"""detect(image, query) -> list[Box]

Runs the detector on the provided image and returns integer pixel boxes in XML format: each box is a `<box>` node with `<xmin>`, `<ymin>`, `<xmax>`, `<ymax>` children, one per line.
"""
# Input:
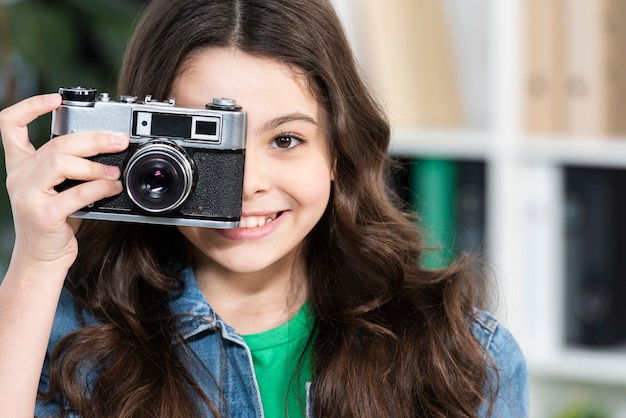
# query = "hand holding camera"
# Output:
<box><xmin>0</xmin><ymin>93</ymin><xmax>131</xmax><ymax>271</ymax></box>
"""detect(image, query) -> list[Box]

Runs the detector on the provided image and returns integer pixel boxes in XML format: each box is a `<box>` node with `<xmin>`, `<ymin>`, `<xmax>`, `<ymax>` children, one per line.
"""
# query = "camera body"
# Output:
<box><xmin>51</xmin><ymin>87</ymin><xmax>246</xmax><ymax>228</ymax></box>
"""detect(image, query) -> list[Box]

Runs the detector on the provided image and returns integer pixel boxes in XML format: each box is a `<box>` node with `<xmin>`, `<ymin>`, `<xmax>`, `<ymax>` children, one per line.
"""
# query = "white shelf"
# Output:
<box><xmin>389</xmin><ymin>128</ymin><xmax>492</xmax><ymax>160</ymax></box>
<box><xmin>530</xmin><ymin>347</ymin><xmax>626</xmax><ymax>386</ymax></box>
<box><xmin>391</xmin><ymin>130</ymin><xmax>626</xmax><ymax>169</ymax></box>
<box><xmin>521</xmin><ymin>136</ymin><xmax>626</xmax><ymax>168</ymax></box>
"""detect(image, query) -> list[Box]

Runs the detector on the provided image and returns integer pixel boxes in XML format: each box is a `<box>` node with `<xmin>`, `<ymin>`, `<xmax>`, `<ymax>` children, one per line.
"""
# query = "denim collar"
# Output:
<box><xmin>169</xmin><ymin>266</ymin><xmax>246</xmax><ymax>346</ymax></box>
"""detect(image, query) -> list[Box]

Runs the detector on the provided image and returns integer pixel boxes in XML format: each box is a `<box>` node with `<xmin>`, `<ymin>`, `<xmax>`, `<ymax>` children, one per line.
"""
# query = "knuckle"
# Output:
<box><xmin>0</xmin><ymin>109</ymin><xmax>12</xmax><ymax>137</ymax></box>
<box><xmin>0</xmin><ymin>103</ymin><xmax>14</xmax><ymax>122</ymax></box>
<box><xmin>81</xmin><ymin>159</ymin><xmax>110</xmax><ymax>181</ymax></box>
<box><xmin>68</xmin><ymin>183</ymin><xmax>90</xmax><ymax>202</ymax></box>
<box><xmin>63</xmin><ymin>183</ymin><xmax>96</xmax><ymax>210</ymax></box>
<box><xmin>5</xmin><ymin>164</ymin><xmax>29</xmax><ymax>196</ymax></box>
<box><xmin>47</xmin><ymin>153</ymin><xmax>69</xmax><ymax>174</ymax></box>
<box><xmin>6</xmin><ymin>172</ymin><xmax>19</xmax><ymax>190</ymax></box>
<box><xmin>47</xmin><ymin>151</ymin><xmax>63</xmax><ymax>167</ymax></box>
<box><xmin>0</xmin><ymin>107</ymin><xmax>8</xmax><ymax>126</ymax></box>
<box><xmin>5</xmin><ymin>173</ymin><xmax>19</xmax><ymax>196</ymax></box>
<box><xmin>90</xmin><ymin>161</ymin><xmax>107</xmax><ymax>179</ymax></box>
<box><xmin>47</xmin><ymin>134</ymin><xmax>70</xmax><ymax>153</ymax></box>
<box><xmin>67</xmin><ymin>179</ymin><xmax>107</xmax><ymax>204</ymax></box>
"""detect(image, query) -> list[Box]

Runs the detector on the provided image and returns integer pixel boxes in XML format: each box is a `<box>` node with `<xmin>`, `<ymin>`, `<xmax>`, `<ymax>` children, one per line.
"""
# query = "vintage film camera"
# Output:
<box><xmin>51</xmin><ymin>87</ymin><xmax>246</xmax><ymax>228</ymax></box>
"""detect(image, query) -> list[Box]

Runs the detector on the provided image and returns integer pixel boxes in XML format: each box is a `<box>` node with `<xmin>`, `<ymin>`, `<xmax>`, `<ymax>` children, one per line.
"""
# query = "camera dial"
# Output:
<box><xmin>124</xmin><ymin>140</ymin><xmax>196</xmax><ymax>213</ymax></box>
<box><xmin>59</xmin><ymin>87</ymin><xmax>97</xmax><ymax>106</ymax></box>
<box><xmin>207</xmin><ymin>98</ymin><xmax>241</xmax><ymax>111</ymax></box>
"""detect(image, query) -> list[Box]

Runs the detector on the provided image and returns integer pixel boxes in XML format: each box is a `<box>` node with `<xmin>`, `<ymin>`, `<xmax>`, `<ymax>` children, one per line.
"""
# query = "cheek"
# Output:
<box><xmin>292</xmin><ymin>165</ymin><xmax>333</xmax><ymax>206</ymax></box>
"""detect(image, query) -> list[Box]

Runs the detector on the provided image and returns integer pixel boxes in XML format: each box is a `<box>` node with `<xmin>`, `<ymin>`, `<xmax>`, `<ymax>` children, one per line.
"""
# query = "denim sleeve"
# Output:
<box><xmin>474</xmin><ymin>311</ymin><xmax>529</xmax><ymax>418</ymax></box>
<box><xmin>35</xmin><ymin>286</ymin><xmax>82</xmax><ymax>418</ymax></box>
<box><xmin>35</xmin><ymin>353</ymin><xmax>65</xmax><ymax>417</ymax></box>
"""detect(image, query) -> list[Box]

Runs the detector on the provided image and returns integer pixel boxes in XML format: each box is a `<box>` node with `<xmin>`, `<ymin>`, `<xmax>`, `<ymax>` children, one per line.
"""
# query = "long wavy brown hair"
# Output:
<box><xmin>44</xmin><ymin>0</ymin><xmax>498</xmax><ymax>416</ymax></box>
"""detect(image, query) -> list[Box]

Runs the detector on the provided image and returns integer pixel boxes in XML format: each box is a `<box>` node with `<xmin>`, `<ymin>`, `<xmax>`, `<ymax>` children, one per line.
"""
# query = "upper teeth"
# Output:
<box><xmin>239</xmin><ymin>214</ymin><xmax>277</xmax><ymax>228</ymax></box>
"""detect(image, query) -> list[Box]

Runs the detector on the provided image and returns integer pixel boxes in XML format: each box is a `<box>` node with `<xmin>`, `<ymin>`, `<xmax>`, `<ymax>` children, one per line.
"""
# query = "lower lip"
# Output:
<box><xmin>215</xmin><ymin>212</ymin><xmax>287</xmax><ymax>241</ymax></box>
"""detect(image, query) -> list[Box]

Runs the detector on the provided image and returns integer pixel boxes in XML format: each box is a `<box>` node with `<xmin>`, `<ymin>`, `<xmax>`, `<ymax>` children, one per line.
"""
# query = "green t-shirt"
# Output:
<box><xmin>241</xmin><ymin>304</ymin><xmax>314</xmax><ymax>417</ymax></box>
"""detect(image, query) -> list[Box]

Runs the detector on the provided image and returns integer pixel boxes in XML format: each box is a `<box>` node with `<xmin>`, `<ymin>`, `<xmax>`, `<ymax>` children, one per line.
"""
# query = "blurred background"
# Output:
<box><xmin>0</xmin><ymin>0</ymin><xmax>146</xmax><ymax>274</ymax></box>
<box><xmin>1</xmin><ymin>0</ymin><xmax>625</xmax><ymax>416</ymax></box>
<box><xmin>335</xmin><ymin>1</ymin><xmax>625</xmax><ymax>417</ymax></box>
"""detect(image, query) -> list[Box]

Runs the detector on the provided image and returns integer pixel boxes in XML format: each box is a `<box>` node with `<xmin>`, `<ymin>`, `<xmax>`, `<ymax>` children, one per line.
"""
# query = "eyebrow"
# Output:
<box><xmin>258</xmin><ymin>112</ymin><xmax>318</xmax><ymax>134</ymax></box>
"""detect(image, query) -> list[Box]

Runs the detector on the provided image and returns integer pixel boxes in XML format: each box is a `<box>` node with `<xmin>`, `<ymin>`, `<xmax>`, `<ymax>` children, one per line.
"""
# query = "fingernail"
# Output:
<box><xmin>110</xmin><ymin>133</ymin><xmax>128</xmax><ymax>147</ymax></box>
<box><xmin>43</xmin><ymin>93</ymin><xmax>60</xmax><ymax>104</ymax></box>
<box><xmin>105</xmin><ymin>165</ymin><xmax>121</xmax><ymax>178</ymax></box>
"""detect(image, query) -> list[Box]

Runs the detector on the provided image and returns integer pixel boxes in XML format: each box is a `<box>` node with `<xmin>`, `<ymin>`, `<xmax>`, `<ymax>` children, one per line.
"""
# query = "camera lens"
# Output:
<box><xmin>143</xmin><ymin>168</ymin><xmax>169</xmax><ymax>195</ymax></box>
<box><xmin>125</xmin><ymin>141</ymin><xmax>195</xmax><ymax>213</ymax></box>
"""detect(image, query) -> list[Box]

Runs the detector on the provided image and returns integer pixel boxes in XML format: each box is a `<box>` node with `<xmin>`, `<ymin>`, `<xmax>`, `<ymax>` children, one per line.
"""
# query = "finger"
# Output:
<box><xmin>36</xmin><ymin>154</ymin><xmax>122</xmax><ymax>191</ymax></box>
<box><xmin>0</xmin><ymin>93</ymin><xmax>62</xmax><ymax>160</ymax></box>
<box><xmin>5</xmin><ymin>156</ymin><xmax>120</xmax><ymax>207</ymax></box>
<box><xmin>51</xmin><ymin>178</ymin><xmax>123</xmax><ymax>218</ymax></box>
<box><xmin>39</xmin><ymin>131</ymin><xmax>129</xmax><ymax>159</ymax></box>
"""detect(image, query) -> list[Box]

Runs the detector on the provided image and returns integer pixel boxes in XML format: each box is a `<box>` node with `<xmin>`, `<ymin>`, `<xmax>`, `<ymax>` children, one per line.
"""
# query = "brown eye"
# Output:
<box><xmin>275</xmin><ymin>136</ymin><xmax>293</xmax><ymax>148</ymax></box>
<box><xmin>269</xmin><ymin>134</ymin><xmax>303</xmax><ymax>150</ymax></box>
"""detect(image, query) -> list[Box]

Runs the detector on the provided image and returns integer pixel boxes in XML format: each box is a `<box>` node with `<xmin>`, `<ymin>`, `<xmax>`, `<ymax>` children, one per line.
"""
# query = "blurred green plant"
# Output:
<box><xmin>0</xmin><ymin>0</ymin><xmax>145</xmax><ymax>273</ymax></box>
<box><xmin>554</xmin><ymin>400</ymin><xmax>610</xmax><ymax>418</ymax></box>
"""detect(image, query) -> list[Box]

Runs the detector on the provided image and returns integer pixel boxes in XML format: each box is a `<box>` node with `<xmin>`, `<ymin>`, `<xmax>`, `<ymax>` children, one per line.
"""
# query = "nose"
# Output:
<box><xmin>241</xmin><ymin>144</ymin><xmax>270</xmax><ymax>200</ymax></box>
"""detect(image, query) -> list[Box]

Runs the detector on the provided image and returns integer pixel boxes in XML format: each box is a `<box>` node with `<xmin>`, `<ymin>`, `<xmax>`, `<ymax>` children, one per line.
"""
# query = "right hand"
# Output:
<box><xmin>0</xmin><ymin>93</ymin><xmax>129</xmax><ymax>273</ymax></box>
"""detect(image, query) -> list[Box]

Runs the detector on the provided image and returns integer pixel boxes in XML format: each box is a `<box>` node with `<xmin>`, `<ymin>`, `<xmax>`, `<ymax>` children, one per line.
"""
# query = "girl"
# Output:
<box><xmin>0</xmin><ymin>0</ymin><xmax>528</xmax><ymax>416</ymax></box>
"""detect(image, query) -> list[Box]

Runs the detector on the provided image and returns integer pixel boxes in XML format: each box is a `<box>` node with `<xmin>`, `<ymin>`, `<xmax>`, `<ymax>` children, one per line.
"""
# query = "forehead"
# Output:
<box><xmin>171</xmin><ymin>48</ymin><xmax>321</xmax><ymax>118</ymax></box>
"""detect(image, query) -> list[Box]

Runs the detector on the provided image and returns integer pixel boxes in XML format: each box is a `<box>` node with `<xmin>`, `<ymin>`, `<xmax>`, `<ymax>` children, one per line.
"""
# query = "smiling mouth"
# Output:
<box><xmin>238</xmin><ymin>211</ymin><xmax>284</xmax><ymax>228</ymax></box>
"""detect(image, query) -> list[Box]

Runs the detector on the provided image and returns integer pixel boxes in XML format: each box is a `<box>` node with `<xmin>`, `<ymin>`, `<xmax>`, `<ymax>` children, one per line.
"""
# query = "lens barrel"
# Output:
<box><xmin>125</xmin><ymin>142</ymin><xmax>195</xmax><ymax>213</ymax></box>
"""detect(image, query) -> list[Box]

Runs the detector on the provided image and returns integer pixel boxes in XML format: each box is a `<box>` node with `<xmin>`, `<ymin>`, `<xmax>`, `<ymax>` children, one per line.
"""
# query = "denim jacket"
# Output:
<box><xmin>36</xmin><ymin>267</ymin><xmax>529</xmax><ymax>417</ymax></box>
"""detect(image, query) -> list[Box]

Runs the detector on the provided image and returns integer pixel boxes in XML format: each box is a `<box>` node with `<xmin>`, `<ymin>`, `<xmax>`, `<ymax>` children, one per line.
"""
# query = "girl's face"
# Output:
<box><xmin>172</xmin><ymin>48</ymin><xmax>333</xmax><ymax>276</ymax></box>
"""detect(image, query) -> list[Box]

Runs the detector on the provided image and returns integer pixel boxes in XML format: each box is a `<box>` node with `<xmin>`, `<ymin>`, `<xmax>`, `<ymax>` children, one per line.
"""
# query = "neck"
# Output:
<box><xmin>191</xmin><ymin>249</ymin><xmax>308</xmax><ymax>335</ymax></box>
